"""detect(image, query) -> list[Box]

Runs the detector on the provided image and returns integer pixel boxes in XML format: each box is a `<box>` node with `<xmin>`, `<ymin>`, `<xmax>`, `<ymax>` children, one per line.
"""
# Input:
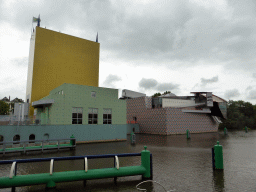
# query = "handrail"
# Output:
<box><xmin>0</xmin><ymin>138</ymin><xmax>74</xmax><ymax>145</ymax></box>
<box><xmin>0</xmin><ymin>153</ymin><xmax>142</xmax><ymax>164</ymax></box>
<box><xmin>0</xmin><ymin>149</ymin><xmax>153</xmax><ymax>189</ymax></box>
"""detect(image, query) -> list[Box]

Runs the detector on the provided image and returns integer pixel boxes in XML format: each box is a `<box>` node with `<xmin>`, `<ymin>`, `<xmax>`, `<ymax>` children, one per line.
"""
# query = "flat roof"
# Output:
<box><xmin>190</xmin><ymin>92</ymin><xmax>212</xmax><ymax>94</ymax></box>
<box><xmin>32</xmin><ymin>99</ymin><xmax>54</xmax><ymax>107</ymax></box>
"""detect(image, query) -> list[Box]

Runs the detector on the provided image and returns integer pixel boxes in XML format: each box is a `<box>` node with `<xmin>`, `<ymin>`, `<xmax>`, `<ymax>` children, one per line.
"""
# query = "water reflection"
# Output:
<box><xmin>213</xmin><ymin>170</ymin><xmax>225</xmax><ymax>192</ymax></box>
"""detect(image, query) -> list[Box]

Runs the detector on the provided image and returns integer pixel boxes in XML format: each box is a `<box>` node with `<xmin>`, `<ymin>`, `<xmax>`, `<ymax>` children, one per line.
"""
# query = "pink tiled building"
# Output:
<box><xmin>126</xmin><ymin>92</ymin><xmax>226</xmax><ymax>135</ymax></box>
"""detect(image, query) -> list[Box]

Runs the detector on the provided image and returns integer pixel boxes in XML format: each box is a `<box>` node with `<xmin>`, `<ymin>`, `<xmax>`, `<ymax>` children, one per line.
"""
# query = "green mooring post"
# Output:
<box><xmin>141</xmin><ymin>146</ymin><xmax>150</xmax><ymax>179</ymax></box>
<box><xmin>70</xmin><ymin>134</ymin><xmax>75</xmax><ymax>149</ymax></box>
<box><xmin>186</xmin><ymin>129</ymin><xmax>190</xmax><ymax>139</ymax></box>
<box><xmin>214</xmin><ymin>141</ymin><xmax>223</xmax><ymax>169</ymax></box>
<box><xmin>130</xmin><ymin>131</ymin><xmax>136</xmax><ymax>144</ymax></box>
<box><xmin>224</xmin><ymin>127</ymin><xmax>227</xmax><ymax>135</ymax></box>
<box><xmin>245</xmin><ymin>126</ymin><xmax>248</xmax><ymax>133</ymax></box>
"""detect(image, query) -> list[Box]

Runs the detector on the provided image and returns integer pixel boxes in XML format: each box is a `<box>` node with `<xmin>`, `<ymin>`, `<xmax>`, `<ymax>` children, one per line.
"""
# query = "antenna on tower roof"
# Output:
<box><xmin>37</xmin><ymin>14</ymin><xmax>41</xmax><ymax>27</ymax></box>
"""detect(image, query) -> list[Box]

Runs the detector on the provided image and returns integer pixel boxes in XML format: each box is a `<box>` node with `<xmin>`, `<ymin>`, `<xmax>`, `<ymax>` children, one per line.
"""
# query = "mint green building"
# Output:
<box><xmin>32</xmin><ymin>83</ymin><xmax>126</xmax><ymax>126</ymax></box>
<box><xmin>0</xmin><ymin>84</ymin><xmax>140</xmax><ymax>143</ymax></box>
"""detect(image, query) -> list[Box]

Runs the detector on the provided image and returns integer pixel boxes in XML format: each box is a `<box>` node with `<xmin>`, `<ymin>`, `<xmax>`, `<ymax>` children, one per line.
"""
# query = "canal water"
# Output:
<box><xmin>1</xmin><ymin>129</ymin><xmax>256</xmax><ymax>192</ymax></box>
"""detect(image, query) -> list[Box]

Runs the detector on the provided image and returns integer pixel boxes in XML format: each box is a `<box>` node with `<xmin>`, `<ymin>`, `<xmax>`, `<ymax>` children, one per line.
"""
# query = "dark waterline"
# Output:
<box><xmin>1</xmin><ymin>130</ymin><xmax>256</xmax><ymax>192</ymax></box>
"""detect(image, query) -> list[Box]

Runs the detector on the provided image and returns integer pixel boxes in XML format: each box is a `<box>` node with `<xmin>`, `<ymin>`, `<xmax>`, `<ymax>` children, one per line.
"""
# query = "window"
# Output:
<box><xmin>13</xmin><ymin>135</ymin><xmax>20</xmax><ymax>144</ymax></box>
<box><xmin>103</xmin><ymin>108</ymin><xmax>112</xmax><ymax>124</ymax></box>
<box><xmin>91</xmin><ymin>91</ymin><xmax>96</xmax><ymax>98</ymax></box>
<box><xmin>43</xmin><ymin>133</ymin><xmax>49</xmax><ymax>140</ymax></box>
<box><xmin>88</xmin><ymin>108</ymin><xmax>98</xmax><ymax>124</ymax></box>
<box><xmin>72</xmin><ymin>107</ymin><xmax>83</xmax><ymax>124</ymax></box>
<box><xmin>0</xmin><ymin>135</ymin><xmax>3</xmax><ymax>145</ymax></box>
<box><xmin>29</xmin><ymin>134</ymin><xmax>35</xmax><ymax>143</ymax></box>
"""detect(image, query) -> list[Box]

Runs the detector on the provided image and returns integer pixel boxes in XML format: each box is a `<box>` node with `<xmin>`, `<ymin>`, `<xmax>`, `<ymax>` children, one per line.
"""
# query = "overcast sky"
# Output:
<box><xmin>0</xmin><ymin>0</ymin><xmax>256</xmax><ymax>104</ymax></box>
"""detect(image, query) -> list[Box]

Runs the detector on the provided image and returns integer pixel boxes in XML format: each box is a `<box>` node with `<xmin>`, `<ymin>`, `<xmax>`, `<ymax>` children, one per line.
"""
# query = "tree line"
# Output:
<box><xmin>0</xmin><ymin>98</ymin><xmax>24</xmax><ymax>115</ymax></box>
<box><xmin>219</xmin><ymin>100</ymin><xmax>256</xmax><ymax>129</ymax></box>
<box><xmin>152</xmin><ymin>91</ymin><xmax>171</xmax><ymax>97</ymax></box>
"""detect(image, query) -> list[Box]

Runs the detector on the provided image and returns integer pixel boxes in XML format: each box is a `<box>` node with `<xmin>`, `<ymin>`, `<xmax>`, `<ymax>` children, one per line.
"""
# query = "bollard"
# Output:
<box><xmin>245</xmin><ymin>126</ymin><xmax>248</xmax><ymax>133</ymax></box>
<box><xmin>186</xmin><ymin>129</ymin><xmax>190</xmax><ymax>139</ymax></box>
<box><xmin>130</xmin><ymin>131</ymin><xmax>136</xmax><ymax>144</ymax></box>
<box><xmin>224</xmin><ymin>127</ymin><xmax>227</xmax><ymax>135</ymax></box>
<box><xmin>214</xmin><ymin>141</ymin><xmax>223</xmax><ymax>169</ymax></box>
<box><xmin>141</xmin><ymin>146</ymin><xmax>151</xmax><ymax>179</ymax></box>
<box><xmin>70</xmin><ymin>134</ymin><xmax>76</xmax><ymax>150</ymax></box>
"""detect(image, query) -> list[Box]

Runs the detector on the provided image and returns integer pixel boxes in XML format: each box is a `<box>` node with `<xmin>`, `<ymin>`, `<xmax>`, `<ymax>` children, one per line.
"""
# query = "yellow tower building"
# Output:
<box><xmin>26</xmin><ymin>26</ymin><xmax>99</xmax><ymax>116</ymax></box>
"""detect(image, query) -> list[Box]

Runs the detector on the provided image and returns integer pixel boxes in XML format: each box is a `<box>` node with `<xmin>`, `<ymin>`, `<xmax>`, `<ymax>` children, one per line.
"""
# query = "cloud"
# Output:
<box><xmin>12</xmin><ymin>57</ymin><xmax>28</xmax><ymax>67</ymax></box>
<box><xmin>95</xmin><ymin>0</ymin><xmax>256</xmax><ymax>72</ymax></box>
<box><xmin>246</xmin><ymin>86</ymin><xmax>253</xmax><ymax>91</ymax></box>
<box><xmin>1</xmin><ymin>0</ymin><xmax>256</xmax><ymax>72</ymax></box>
<box><xmin>201</xmin><ymin>76</ymin><xmax>218</xmax><ymax>86</ymax></box>
<box><xmin>103</xmin><ymin>74</ymin><xmax>121</xmax><ymax>87</ymax></box>
<box><xmin>156</xmin><ymin>83</ymin><xmax>179</xmax><ymax>92</ymax></box>
<box><xmin>1</xmin><ymin>0</ymin><xmax>256</xmax><ymax>104</ymax></box>
<box><xmin>247</xmin><ymin>89</ymin><xmax>256</xmax><ymax>100</ymax></box>
<box><xmin>192</xmin><ymin>76</ymin><xmax>219</xmax><ymax>89</ymax></box>
<box><xmin>0</xmin><ymin>88</ymin><xmax>25</xmax><ymax>101</ymax></box>
<box><xmin>224</xmin><ymin>89</ymin><xmax>240</xmax><ymax>99</ymax></box>
<box><xmin>201</xmin><ymin>76</ymin><xmax>219</xmax><ymax>85</ymax></box>
<box><xmin>139</xmin><ymin>78</ymin><xmax>179</xmax><ymax>93</ymax></box>
<box><xmin>0</xmin><ymin>1</ymin><xmax>92</xmax><ymax>33</ymax></box>
<box><xmin>138</xmin><ymin>78</ymin><xmax>158</xmax><ymax>90</ymax></box>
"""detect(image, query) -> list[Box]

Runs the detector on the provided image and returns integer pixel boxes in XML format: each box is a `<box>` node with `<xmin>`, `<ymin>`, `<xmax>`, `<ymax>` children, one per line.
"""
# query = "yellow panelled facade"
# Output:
<box><xmin>27</xmin><ymin>27</ymin><xmax>99</xmax><ymax>116</ymax></box>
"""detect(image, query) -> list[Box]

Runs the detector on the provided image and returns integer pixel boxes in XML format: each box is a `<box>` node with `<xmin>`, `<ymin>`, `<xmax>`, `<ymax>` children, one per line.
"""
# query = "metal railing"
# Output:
<box><xmin>0</xmin><ymin>115</ymin><xmax>48</xmax><ymax>126</ymax></box>
<box><xmin>0</xmin><ymin>151</ymin><xmax>153</xmax><ymax>190</ymax></box>
<box><xmin>0</xmin><ymin>138</ymin><xmax>76</xmax><ymax>154</ymax></box>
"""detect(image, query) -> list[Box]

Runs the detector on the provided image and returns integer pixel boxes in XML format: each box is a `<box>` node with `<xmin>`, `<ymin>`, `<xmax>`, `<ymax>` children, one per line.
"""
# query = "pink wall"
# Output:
<box><xmin>166</xmin><ymin>107</ymin><xmax>218</xmax><ymax>134</ymax></box>
<box><xmin>127</xmin><ymin>97</ymin><xmax>218</xmax><ymax>135</ymax></box>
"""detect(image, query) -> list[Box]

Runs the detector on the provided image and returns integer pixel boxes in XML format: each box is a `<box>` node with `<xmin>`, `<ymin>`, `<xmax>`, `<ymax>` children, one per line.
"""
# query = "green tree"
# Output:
<box><xmin>152</xmin><ymin>93</ymin><xmax>161</xmax><ymax>97</ymax></box>
<box><xmin>163</xmin><ymin>91</ymin><xmax>171</xmax><ymax>95</ymax></box>
<box><xmin>11</xmin><ymin>97</ymin><xmax>24</xmax><ymax>103</ymax></box>
<box><xmin>152</xmin><ymin>91</ymin><xmax>172</xmax><ymax>97</ymax></box>
<box><xmin>219</xmin><ymin>100</ymin><xmax>256</xmax><ymax>129</ymax></box>
<box><xmin>0</xmin><ymin>100</ymin><xmax>9</xmax><ymax>115</ymax></box>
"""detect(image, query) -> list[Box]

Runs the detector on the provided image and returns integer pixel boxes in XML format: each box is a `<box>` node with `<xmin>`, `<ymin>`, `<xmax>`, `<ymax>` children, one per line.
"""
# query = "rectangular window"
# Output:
<box><xmin>103</xmin><ymin>108</ymin><xmax>112</xmax><ymax>124</ymax></box>
<box><xmin>72</xmin><ymin>107</ymin><xmax>83</xmax><ymax>124</ymax></box>
<box><xmin>91</xmin><ymin>91</ymin><xmax>96</xmax><ymax>98</ymax></box>
<box><xmin>88</xmin><ymin>108</ymin><xmax>98</xmax><ymax>124</ymax></box>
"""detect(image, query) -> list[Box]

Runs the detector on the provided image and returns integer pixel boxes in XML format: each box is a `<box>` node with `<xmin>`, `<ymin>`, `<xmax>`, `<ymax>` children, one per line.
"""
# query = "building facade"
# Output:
<box><xmin>0</xmin><ymin>84</ymin><xmax>128</xmax><ymax>143</ymax></box>
<box><xmin>32</xmin><ymin>83</ymin><xmax>126</xmax><ymax>125</ymax></box>
<box><xmin>26</xmin><ymin>27</ymin><xmax>100</xmax><ymax>116</ymax></box>
<box><xmin>127</xmin><ymin>92</ymin><xmax>226</xmax><ymax>135</ymax></box>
